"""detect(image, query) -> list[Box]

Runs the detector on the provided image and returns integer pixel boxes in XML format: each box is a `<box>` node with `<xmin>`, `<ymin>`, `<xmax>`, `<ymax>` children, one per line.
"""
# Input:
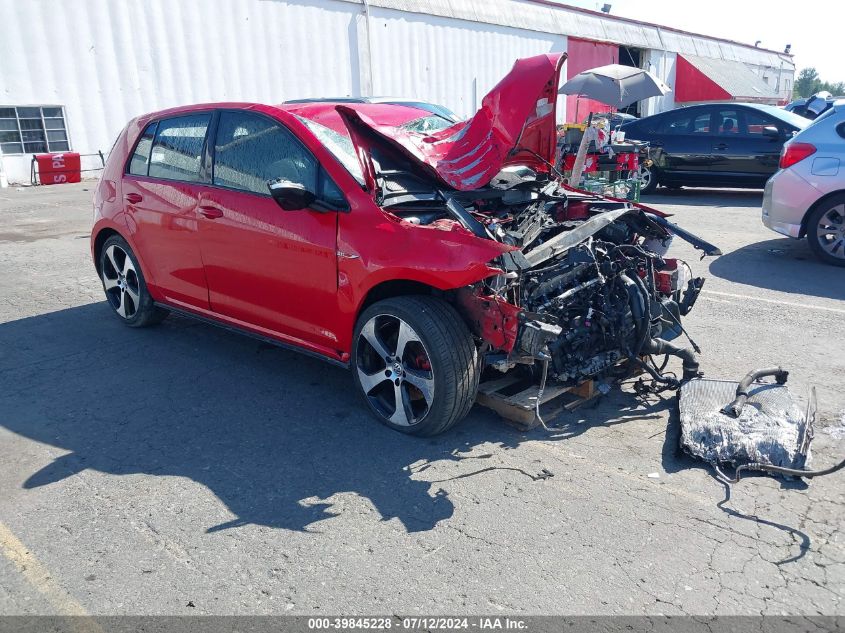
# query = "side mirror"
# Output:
<box><xmin>762</xmin><ymin>126</ymin><xmax>781</xmax><ymax>139</ymax></box>
<box><xmin>268</xmin><ymin>179</ymin><xmax>316</xmax><ymax>210</ymax></box>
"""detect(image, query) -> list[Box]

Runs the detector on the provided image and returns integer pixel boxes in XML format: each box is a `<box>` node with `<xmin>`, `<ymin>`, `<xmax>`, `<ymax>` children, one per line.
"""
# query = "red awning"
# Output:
<box><xmin>675</xmin><ymin>54</ymin><xmax>781</xmax><ymax>103</ymax></box>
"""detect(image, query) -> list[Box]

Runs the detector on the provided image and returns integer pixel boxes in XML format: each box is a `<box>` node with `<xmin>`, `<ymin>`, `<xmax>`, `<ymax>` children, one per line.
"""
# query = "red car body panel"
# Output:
<box><xmin>93</xmin><ymin>101</ymin><xmax>516</xmax><ymax>364</ymax></box>
<box><xmin>121</xmin><ymin>177</ymin><xmax>210</xmax><ymax>309</ymax></box>
<box><xmin>336</xmin><ymin>53</ymin><xmax>566</xmax><ymax>191</ymax></box>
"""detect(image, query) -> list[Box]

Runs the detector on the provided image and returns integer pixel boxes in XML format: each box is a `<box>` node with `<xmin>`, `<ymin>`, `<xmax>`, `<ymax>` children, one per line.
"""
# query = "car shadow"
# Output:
<box><xmin>641</xmin><ymin>188</ymin><xmax>763</xmax><ymax>208</ymax></box>
<box><xmin>708</xmin><ymin>236</ymin><xmax>845</xmax><ymax>301</ymax></box>
<box><xmin>0</xmin><ymin>303</ymin><xmax>815</xmax><ymax>552</ymax></box>
<box><xmin>0</xmin><ymin>303</ymin><xmax>540</xmax><ymax>535</ymax></box>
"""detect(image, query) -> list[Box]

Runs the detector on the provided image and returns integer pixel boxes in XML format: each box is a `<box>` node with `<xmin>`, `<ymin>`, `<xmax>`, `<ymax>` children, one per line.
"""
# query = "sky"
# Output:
<box><xmin>559</xmin><ymin>0</ymin><xmax>843</xmax><ymax>82</ymax></box>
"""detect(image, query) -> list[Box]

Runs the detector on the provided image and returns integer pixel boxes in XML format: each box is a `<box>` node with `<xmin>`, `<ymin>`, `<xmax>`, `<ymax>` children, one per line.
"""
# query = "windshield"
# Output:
<box><xmin>752</xmin><ymin>104</ymin><xmax>811</xmax><ymax>129</ymax></box>
<box><xmin>296</xmin><ymin>115</ymin><xmax>364</xmax><ymax>184</ymax></box>
<box><xmin>389</xmin><ymin>101</ymin><xmax>461</xmax><ymax>122</ymax></box>
<box><xmin>400</xmin><ymin>114</ymin><xmax>456</xmax><ymax>134</ymax></box>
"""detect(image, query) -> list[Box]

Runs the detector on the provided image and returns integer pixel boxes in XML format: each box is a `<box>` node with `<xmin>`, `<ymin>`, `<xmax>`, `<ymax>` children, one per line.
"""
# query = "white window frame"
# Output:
<box><xmin>0</xmin><ymin>105</ymin><xmax>71</xmax><ymax>156</ymax></box>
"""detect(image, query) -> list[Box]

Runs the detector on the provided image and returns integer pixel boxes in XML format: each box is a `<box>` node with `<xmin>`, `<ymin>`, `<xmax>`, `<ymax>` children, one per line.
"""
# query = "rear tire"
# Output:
<box><xmin>99</xmin><ymin>235</ymin><xmax>168</xmax><ymax>327</ymax></box>
<box><xmin>352</xmin><ymin>296</ymin><xmax>479</xmax><ymax>436</ymax></box>
<box><xmin>806</xmin><ymin>195</ymin><xmax>845</xmax><ymax>267</ymax></box>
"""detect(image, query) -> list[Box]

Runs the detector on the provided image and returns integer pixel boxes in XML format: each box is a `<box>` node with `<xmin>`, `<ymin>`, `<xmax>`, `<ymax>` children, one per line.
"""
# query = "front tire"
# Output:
<box><xmin>99</xmin><ymin>235</ymin><xmax>168</xmax><ymax>327</ymax></box>
<box><xmin>806</xmin><ymin>195</ymin><xmax>845</xmax><ymax>267</ymax></box>
<box><xmin>352</xmin><ymin>296</ymin><xmax>479</xmax><ymax>436</ymax></box>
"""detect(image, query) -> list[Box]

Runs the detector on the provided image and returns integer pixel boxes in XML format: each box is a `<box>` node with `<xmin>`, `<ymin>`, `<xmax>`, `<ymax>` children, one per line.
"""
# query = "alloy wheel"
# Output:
<box><xmin>102</xmin><ymin>244</ymin><xmax>141</xmax><ymax>319</ymax></box>
<box><xmin>355</xmin><ymin>314</ymin><xmax>435</xmax><ymax>427</ymax></box>
<box><xmin>816</xmin><ymin>203</ymin><xmax>845</xmax><ymax>260</ymax></box>
<box><xmin>639</xmin><ymin>164</ymin><xmax>652</xmax><ymax>189</ymax></box>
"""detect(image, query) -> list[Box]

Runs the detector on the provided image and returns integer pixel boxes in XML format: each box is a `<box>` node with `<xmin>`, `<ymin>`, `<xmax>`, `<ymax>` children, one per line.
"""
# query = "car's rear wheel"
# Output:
<box><xmin>806</xmin><ymin>195</ymin><xmax>845</xmax><ymax>267</ymax></box>
<box><xmin>99</xmin><ymin>235</ymin><xmax>168</xmax><ymax>326</ymax></box>
<box><xmin>352</xmin><ymin>296</ymin><xmax>479</xmax><ymax>436</ymax></box>
<box><xmin>638</xmin><ymin>164</ymin><xmax>658</xmax><ymax>194</ymax></box>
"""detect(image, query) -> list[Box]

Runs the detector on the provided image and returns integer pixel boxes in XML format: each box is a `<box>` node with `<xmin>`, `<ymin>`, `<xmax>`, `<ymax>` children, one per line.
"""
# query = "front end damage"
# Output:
<box><xmin>335</xmin><ymin>52</ymin><xmax>721</xmax><ymax>410</ymax></box>
<box><xmin>329</xmin><ymin>52</ymin><xmax>843</xmax><ymax>485</ymax></box>
<box><xmin>444</xmin><ymin>180</ymin><xmax>716</xmax><ymax>392</ymax></box>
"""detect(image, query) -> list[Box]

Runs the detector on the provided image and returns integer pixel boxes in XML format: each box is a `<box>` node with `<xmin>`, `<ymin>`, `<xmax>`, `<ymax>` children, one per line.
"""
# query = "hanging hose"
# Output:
<box><xmin>641</xmin><ymin>337</ymin><xmax>699</xmax><ymax>382</ymax></box>
<box><xmin>533</xmin><ymin>358</ymin><xmax>552</xmax><ymax>431</ymax></box>
<box><xmin>714</xmin><ymin>457</ymin><xmax>845</xmax><ymax>485</ymax></box>
<box><xmin>620</xmin><ymin>271</ymin><xmax>698</xmax><ymax>384</ymax></box>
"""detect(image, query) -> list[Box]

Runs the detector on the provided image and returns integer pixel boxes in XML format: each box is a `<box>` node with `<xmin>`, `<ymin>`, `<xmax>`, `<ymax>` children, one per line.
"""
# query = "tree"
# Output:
<box><xmin>793</xmin><ymin>68</ymin><xmax>845</xmax><ymax>99</ymax></box>
<box><xmin>823</xmin><ymin>81</ymin><xmax>845</xmax><ymax>96</ymax></box>
<box><xmin>794</xmin><ymin>68</ymin><xmax>821</xmax><ymax>98</ymax></box>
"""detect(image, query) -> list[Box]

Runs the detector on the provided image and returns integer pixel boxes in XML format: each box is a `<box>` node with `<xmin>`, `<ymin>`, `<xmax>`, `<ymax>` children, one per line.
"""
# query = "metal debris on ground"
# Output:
<box><xmin>678</xmin><ymin>367</ymin><xmax>845</xmax><ymax>484</ymax></box>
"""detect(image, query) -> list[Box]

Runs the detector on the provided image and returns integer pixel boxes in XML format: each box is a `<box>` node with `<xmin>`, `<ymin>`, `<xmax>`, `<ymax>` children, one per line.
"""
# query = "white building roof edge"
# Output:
<box><xmin>339</xmin><ymin>0</ymin><xmax>794</xmax><ymax>70</ymax></box>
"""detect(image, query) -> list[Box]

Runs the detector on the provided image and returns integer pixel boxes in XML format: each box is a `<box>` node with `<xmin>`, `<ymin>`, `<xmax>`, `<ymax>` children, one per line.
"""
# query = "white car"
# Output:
<box><xmin>763</xmin><ymin>100</ymin><xmax>845</xmax><ymax>266</ymax></box>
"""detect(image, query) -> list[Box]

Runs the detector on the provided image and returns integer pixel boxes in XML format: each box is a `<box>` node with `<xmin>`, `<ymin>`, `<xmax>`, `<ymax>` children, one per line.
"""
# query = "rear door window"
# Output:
<box><xmin>714</xmin><ymin>109</ymin><xmax>742</xmax><ymax>135</ymax></box>
<box><xmin>148</xmin><ymin>114</ymin><xmax>211</xmax><ymax>182</ymax></box>
<box><xmin>656</xmin><ymin>109</ymin><xmax>710</xmax><ymax>135</ymax></box>
<box><xmin>691</xmin><ymin>112</ymin><xmax>712</xmax><ymax>134</ymax></box>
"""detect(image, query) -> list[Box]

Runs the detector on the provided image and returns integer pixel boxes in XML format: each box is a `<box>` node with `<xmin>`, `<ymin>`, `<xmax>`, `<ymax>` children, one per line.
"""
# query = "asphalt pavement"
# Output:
<box><xmin>0</xmin><ymin>182</ymin><xmax>842</xmax><ymax>616</ymax></box>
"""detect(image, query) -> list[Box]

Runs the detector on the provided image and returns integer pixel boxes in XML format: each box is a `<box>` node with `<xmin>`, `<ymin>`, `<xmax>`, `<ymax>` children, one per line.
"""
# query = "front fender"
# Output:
<box><xmin>335</xmin><ymin>209</ymin><xmax>516</xmax><ymax>351</ymax></box>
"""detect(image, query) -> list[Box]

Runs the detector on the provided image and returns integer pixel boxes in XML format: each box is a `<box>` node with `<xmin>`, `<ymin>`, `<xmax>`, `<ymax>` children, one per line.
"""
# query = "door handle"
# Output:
<box><xmin>124</xmin><ymin>193</ymin><xmax>143</xmax><ymax>204</ymax></box>
<box><xmin>713</xmin><ymin>144</ymin><xmax>728</xmax><ymax>151</ymax></box>
<box><xmin>198</xmin><ymin>205</ymin><xmax>224</xmax><ymax>219</ymax></box>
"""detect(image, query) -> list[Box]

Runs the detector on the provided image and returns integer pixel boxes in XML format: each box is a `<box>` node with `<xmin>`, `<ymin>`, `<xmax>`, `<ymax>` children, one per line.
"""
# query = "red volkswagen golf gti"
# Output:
<box><xmin>92</xmin><ymin>54</ymin><xmax>715</xmax><ymax>435</ymax></box>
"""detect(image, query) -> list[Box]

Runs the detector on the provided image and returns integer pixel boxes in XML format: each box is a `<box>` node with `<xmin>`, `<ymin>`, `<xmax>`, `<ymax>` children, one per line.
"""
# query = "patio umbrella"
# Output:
<box><xmin>559</xmin><ymin>64</ymin><xmax>671</xmax><ymax>187</ymax></box>
<box><xmin>558</xmin><ymin>64</ymin><xmax>671</xmax><ymax>109</ymax></box>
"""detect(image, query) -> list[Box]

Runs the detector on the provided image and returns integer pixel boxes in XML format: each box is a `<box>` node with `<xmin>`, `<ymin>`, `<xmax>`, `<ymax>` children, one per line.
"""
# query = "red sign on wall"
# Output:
<box><xmin>35</xmin><ymin>153</ymin><xmax>81</xmax><ymax>185</ymax></box>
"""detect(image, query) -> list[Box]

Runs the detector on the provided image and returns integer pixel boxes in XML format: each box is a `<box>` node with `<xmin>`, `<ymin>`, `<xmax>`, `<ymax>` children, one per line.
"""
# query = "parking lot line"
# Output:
<box><xmin>0</xmin><ymin>520</ymin><xmax>91</xmax><ymax>618</ymax></box>
<box><xmin>703</xmin><ymin>289</ymin><xmax>845</xmax><ymax>315</ymax></box>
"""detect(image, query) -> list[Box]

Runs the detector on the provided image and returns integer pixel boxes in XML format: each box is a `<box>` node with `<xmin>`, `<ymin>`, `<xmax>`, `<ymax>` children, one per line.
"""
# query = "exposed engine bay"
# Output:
<box><xmin>330</xmin><ymin>53</ymin><xmax>842</xmax><ymax>483</ymax></box>
<box><xmin>380</xmin><ymin>165</ymin><xmax>720</xmax><ymax>389</ymax></box>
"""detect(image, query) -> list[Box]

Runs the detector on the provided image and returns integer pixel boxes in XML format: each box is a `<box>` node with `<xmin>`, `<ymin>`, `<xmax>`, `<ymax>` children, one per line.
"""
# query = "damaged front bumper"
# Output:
<box><xmin>456</xmin><ymin>200</ymin><xmax>712</xmax><ymax>390</ymax></box>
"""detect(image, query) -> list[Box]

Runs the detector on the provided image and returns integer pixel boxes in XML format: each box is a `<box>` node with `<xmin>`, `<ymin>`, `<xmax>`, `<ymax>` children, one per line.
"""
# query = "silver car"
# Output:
<box><xmin>762</xmin><ymin>100</ymin><xmax>845</xmax><ymax>266</ymax></box>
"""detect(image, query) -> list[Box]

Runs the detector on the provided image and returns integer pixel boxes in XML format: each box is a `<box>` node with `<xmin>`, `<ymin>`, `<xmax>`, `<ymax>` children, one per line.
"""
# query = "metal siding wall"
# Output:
<box><xmin>0</xmin><ymin>0</ymin><xmax>794</xmax><ymax>183</ymax></box>
<box><xmin>366</xmin><ymin>6</ymin><xmax>567</xmax><ymax>120</ymax></box>
<box><xmin>641</xmin><ymin>50</ymin><xmax>677</xmax><ymax>116</ymax></box>
<box><xmin>0</xmin><ymin>0</ymin><xmax>361</xmax><ymax>182</ymax></box>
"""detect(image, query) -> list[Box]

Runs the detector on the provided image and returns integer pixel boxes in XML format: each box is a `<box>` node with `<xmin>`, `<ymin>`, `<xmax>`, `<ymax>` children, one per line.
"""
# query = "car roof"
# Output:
<box><xmin>284</xmin><ymin>97</ymin><xmax>460</xmax><ymax>122</ymax></box>
<box><xmin>626</xmin><ymin>102</ymin><xmax>809</xmax><ymax>128</ymax></box>
<box><xmin>279</xmin><ymin>101</ymin><xmax>446</xmax><ymax>133</ymax></box>
<box><xmin>131</xmin><ymin>100</ymin><xmax>440</xmax><ymax>135</ymax></box>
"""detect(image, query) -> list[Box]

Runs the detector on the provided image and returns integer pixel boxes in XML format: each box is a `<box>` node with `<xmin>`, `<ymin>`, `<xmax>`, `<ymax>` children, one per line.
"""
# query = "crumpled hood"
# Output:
<box><xmin>338</xmin><ymin>53</ymin><xmax>566</xmax><ymax>192</ymax></box>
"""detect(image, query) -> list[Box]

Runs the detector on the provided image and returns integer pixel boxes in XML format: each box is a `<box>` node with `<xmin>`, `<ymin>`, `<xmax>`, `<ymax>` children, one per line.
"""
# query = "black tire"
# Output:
<box><xmin>99</xmin><ymin>235</ymin><xmax>169</xmax><ymax>327</ymax></box>
<box><xmin>638</xmin><ymin>163</ymin><xmax>658</xmax><ymax>194</ymax></box>
<box><xmin>806</xmin><ymin>195</ymin><xmax>845</xmax><ymax>267</ymax></box>
<box><xmin>351</xmin><ymin>295</ymin><xmax>479</xmax><ymax>436</ymax></box>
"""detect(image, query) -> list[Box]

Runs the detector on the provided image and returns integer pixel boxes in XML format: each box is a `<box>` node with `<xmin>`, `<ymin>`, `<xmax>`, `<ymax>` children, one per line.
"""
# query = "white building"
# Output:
<box><xmin>0</xmin><ymin>0</ymin><xmax>794</xmax><ymax>184</ymax></box>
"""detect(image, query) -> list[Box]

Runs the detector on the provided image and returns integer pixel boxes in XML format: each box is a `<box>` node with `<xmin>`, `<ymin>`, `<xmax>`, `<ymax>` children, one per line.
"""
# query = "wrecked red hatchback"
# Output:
<box><xmin>92</xmin><ymin>53</ymin><xmax>719</xmax><ymax>435</ymax></box>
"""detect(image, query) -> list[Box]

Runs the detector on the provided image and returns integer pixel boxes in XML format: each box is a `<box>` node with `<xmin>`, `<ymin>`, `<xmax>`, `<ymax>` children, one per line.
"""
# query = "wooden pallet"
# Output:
<box><xmin>475</xmin><ymin>373</ymin><xmax>597</xmax><ymax>431</ymax></box>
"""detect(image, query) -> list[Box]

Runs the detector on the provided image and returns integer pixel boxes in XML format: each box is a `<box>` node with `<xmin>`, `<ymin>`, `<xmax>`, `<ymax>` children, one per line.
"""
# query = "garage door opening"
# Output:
<box><xmin>619</xmin><ymin>46</ymin><xmax>644</xmax><ymax>116</ymax></box>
